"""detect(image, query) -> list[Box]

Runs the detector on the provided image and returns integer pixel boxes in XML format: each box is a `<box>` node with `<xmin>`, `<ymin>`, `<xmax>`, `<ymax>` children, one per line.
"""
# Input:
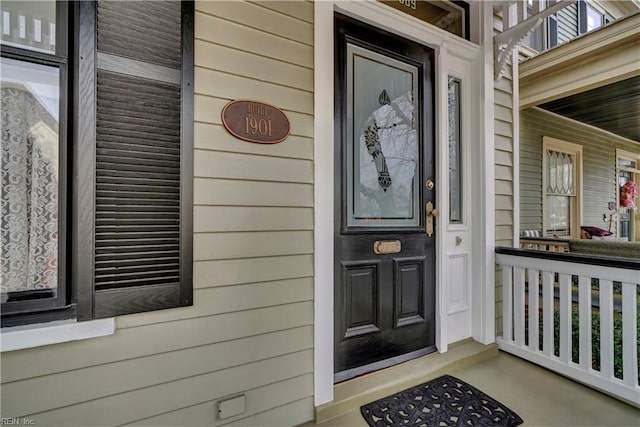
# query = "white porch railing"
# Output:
<box><xmin>496</xmin><ymin>248</ymin><xmax>640</xmax><ymax>405</ymax></box>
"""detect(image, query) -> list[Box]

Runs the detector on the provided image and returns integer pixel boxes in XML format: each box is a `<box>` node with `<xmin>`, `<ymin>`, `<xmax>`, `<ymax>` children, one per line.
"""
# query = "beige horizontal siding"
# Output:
<box><xmin>495</xmin><ymin>165</ymin><xmax>513</xmax><ymax>181</ymax></box>
<box><xmin>495</xmin><ymin>180</ymin><xmax>513</xmax><ymax>197</ymax></box>
<box><xmin>495</xmin><ymin>104</ymin><xmax>513</xmax><ymax>123</ymax></box>
<box><xmin>2</xmin><ymin>328</ymin><xmax>312</xmax><ymax>417</ymax></box>
<box><xmin>496</xmin><ymin>210</ymin><xmax>513</xmax><ymax>226</ymax></box>
<box><xmin>495</xmin><ymin>119</ymin><xmax>513</xmax><ymax>138</ymax></box>
<box><xmin>120</xmin><ymin>278</ymin><xmax>315</xmax><ymax>328</ymax></box>
<box><xmin>494</xmin><ymin>8</ymin><xmax>514</xmax><ymax>339</ymax></box>
<box><xmin>495</xmin><ymin>134</ymin><xmax>513</xmax><ymax>152</ymax></box>
<box><xmin>2</xmin><ymin>301</ymin><xmax>313</xmax><ymax>383</ymax></box>
<box><xmin>495</xmin><ymin>149</ymin><xmax>513</xmax><ymax>167</ymax></box>
<box><xmin>196</xmin><ymin>40</ymin><xmax>313</xmax><ymax>91</ymax></box>
<box><xmin>1</xmin><ymin>2</ymin><xmax>315</xmax><ymax>425</ymax></box>
<box><xmin>251</xmin><ymin>1</ymin><xmax>314</xmax><ymax>24</ymax></box>
<box><xmin>496</xmin><ymin>194</ymin><xmax>514</xmax><ymax>211</ymax></box>
<box><xmin>194</xmin><ymin>13</ymin><xmax>313</xmax><ymax>68</ymax></box>
<box><xmin>194</xmin><ymin>254</ymin><xmax>313</xmax><ymax>289</ymax></box>
<box><xmin>194</xmin><ymin>178</ymin><xmax>314</xmax><ymax>207</ymax></box>
<box><xmin>194</xmin><ymin>150</ymin><xmax>313</xmax><ymax>182</ymax></box>
<box><xmin>198</xmin><ymin>0</ymin><xmax>313</xmax><ymax>45</ymax></box>
<box><xmin>194</xmin><ymin>231</ymin><xmax>314</xmax><ymax>261</ymax></box>
<box><xmin>496</xmin><ymin>225</ymin><xmax>514</xmax><ymax>242</ymax></box>
<box><xmin>494</xmin><ymin>90</ymin><xmax>513</xmax><ymax>109</ymax></box>
<box><xmin>195</xmin><ymin>68</ymin><xmax>312</xmax><ymax>114</ymax></box>
<box><xmin>124</xmin><ymin>375</ymin><xmax>314</xmax><ymax>426</ymax></box>
<box><xmin>14</xmin><ymin>350</ymin><xmax>313</xmax><ymax>425</ymax></box>
<box><xmin>195</xmin><ymin>206</ymin><xmax>313</xmax><ymax>232</ymax></box>
<box><xmin>223</xmin><ymin>396</ymin><xmax>315</xmax><ymax>427</ymax></box>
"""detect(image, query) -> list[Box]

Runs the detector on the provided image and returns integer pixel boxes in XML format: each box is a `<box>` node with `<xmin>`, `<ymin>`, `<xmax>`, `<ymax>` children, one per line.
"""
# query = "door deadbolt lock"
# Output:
<box><xmin>426</xmin><ymin>180</ymin><xmax>435</xmax><ymax>190</ymax></box>
<box><xmin>426</xmin><ymin>201</ymin><xmax>438</xmax><ymax>237</ymax></box>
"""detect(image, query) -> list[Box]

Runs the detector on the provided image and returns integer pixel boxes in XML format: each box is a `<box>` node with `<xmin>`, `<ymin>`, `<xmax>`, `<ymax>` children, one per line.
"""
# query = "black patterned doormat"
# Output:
<box><xmin>360</xmin><ymin>375</ymin><xmax>523</xmax><ymax>427</ymax></box>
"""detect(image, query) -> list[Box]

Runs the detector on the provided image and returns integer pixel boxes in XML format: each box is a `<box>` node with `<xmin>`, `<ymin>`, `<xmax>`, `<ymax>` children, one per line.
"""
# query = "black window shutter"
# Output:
<box><xmin>577</xmin><ymin>0</ymin><xmax>587</xmax><ymax>34</ymax></box>
<box><xmin>547</xmin><ymin>14</ymin><xmax>558</xmax><ymax>48</ymax></box>
<box><xmin>76</xmin><ymin>1</ymin><xmax>193</xmax><ymax>320</ymax></box>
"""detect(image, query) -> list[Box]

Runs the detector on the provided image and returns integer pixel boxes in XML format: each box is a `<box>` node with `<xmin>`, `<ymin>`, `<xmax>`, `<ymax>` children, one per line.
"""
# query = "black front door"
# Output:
<box><xmin>334</xmin><ymin>14</ymin><xmax>436</xmax><ymax>381</ymax></box>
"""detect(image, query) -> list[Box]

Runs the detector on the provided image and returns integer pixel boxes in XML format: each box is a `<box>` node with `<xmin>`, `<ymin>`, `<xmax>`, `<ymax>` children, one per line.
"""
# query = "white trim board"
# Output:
<box><xmin>1</xmin><ymin>318</ymin><xmax>115</xmax><ymax>352</ymax></box>
<box><xmin>313</xmin><ymin>0</ymin><xmax>490</xmax><ymax>406</ymax></box>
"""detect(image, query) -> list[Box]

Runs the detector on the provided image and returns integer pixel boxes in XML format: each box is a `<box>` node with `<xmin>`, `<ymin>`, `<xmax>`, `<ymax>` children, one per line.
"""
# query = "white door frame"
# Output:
<box><xmin>313</xmin><ymin>0</ymin><xmax>493</xmax><ymax>406</ymax></box>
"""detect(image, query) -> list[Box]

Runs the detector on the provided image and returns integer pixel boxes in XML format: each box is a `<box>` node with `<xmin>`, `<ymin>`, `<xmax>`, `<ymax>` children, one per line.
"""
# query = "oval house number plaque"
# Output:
<box><xmin>222</xmin><ymin>100</ymin><xmax>290</xmax><ymax>144</ymax></box>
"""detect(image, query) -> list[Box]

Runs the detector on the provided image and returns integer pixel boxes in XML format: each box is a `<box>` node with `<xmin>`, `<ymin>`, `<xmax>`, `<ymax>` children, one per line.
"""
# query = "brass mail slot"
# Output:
<box><xmin>373</xmin><ymin>240</ymin><xmax>401</xmax><ymax>254</ymax></box>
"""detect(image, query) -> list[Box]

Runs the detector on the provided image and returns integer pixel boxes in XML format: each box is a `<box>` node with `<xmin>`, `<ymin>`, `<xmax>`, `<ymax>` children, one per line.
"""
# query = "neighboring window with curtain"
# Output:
<box><xmin>1</xmin><ymin>0</ymin><xmax>193</xmax><ymax>327</ymax></box>
<box><xmin>1</xmin><ymin>1</ymin><xmax>70</xmax><ymax>319</ymax></box>
<box><xmin>542</xmin><ymin>138</ymin><xmax>582</xmax><ymax>238</ymax></box>
<box><xmin>1</xmin><ymin>60</ymin><xmax>59</xmax><ymax>293</ymax></box>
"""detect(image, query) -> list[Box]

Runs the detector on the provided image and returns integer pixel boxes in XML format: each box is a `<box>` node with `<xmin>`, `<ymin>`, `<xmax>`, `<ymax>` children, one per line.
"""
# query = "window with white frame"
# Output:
<box><xmin>578</xmin><ymin>0</ymin><xmax>614</xmax><ymax>35</ymax></box>
<box><xmin>586</xmin><ymin>4</ymin><xmax>603</xmax><ymax>30</ymax></box>
<box><xmin>542</xmin><ymin>137</ymin><xmax>582</xmax><ymax>238</ymax></box>
<box><xmin>616</xmin><ymin>150</ymin><xmax>640</xmax><ymax>241</ymax></box>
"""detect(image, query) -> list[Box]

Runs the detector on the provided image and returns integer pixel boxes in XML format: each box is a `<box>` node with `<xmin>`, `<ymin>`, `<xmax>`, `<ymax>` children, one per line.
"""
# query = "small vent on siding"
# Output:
<box><xmin>96</xmin><ymin>0</ymin><xmax>181</xmax><ymax>69</ymax></box>
<box><xmin>95</xmin><ymin>70</ymin><xmax>181</xmax><ymax>290</ymax></box>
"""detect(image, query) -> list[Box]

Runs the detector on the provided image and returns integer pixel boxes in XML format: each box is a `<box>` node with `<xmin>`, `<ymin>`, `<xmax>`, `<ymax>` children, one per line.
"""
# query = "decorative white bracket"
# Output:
<box><xmin>494</xmin><ymin>1</ymin><xmax>575</xmax><ymax>80</ymax></box>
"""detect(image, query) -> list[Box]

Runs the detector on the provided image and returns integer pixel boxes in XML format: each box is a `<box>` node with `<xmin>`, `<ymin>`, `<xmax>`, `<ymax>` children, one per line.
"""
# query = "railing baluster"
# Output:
<box><xmin>502</xmin><ymin>3</ymin><xmax>512</xmax><ymax>30</ymax></box>
<box><xmin>49</xmin><ymin>22</ymin><xmax>55</xmax><ymax>47</ymax></box>
<box><xmin>2</xmin><ymin>12</ymin><xmax>10</xmax><ymax>36</ymax></box>
<box><xmin>514</xmin><ymin>267</ymin><xmax>526</xmax><ymax>346</ymax></box>
<box><xmin>496</xmin><ymin>250</ymin><xmax>640</xmax><ymax>405</ymax></box>
<box><xmin>517</xmin><ymin>0</ymin><xmax>526</xmax><ymax>23</ymax></box>
<box><xmin>532</xmin><ymin>0</ymin><xmax>541</xmax><ymax>14</ymax></box>
<box><xmin>18</xmin><ymin>14</ymin><xmax>25</xmax><ymax>39</ymax></box>
<box><xmin>502</xmin><ymin>265</ymin><xmax>513</xmax><ymax>343</ymax></box>
<box><xmin>542</xmin><ymin>270</ymin><xmax>554</xmax><ymax>357</ymax></box>
<box><xmin>599</xmin><ymin>279</ymin><xmax>614</xmax><ymax>379</ymax></box>
<box><xmin>622</xmin><ymin>282</ymin><xmax>638</xmax><ymax>387</ymax></box>
<box><xmin>559</xmin><ymin>273</ymin><xmax>571</xmax><ymax>363</ymax></box>
<box><xmin>34</xmin><ymin>18</ymin><xmax>42</xmax><ymax>43</ymax></box>
<box><xmin>528</xmin><ymin>268</ymin><xmax>540</xmax><ymax>351</ymax></box>
<box><xmin>578</xmin><ymin>275</ymin><xmax>592</xmax><ymax>371</ymax></box>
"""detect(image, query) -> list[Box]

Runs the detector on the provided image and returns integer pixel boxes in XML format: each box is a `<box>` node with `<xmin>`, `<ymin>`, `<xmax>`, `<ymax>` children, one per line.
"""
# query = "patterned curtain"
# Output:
<box><xmin>1</xmin><ymin>85</ymin><xmax>58</xmax><ymax>295</ymax></box>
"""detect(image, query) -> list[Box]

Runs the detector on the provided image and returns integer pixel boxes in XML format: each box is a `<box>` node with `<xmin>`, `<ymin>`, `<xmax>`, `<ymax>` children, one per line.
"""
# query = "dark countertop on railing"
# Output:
<box><xmin>519</xmin><ymin>237</ymin><xmax>570</xmax><ymax>243</ymax></box>
<box><xmin>496</xmin><ymin>247</ymin><xmax>640</xmax><ymax>270</ymax></box>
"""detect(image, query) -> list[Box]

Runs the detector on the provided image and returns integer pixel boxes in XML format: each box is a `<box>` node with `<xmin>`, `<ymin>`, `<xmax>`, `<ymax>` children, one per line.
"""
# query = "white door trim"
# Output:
<box><xmin>313</xmin><ymin>0</ymin><xmax>487</xmax><ymax>406</ymax></box>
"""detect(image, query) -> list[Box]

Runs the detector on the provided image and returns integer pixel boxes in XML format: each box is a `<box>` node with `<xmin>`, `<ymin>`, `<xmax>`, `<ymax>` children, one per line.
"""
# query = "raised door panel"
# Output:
<box><xmin>394</xmin><ymin>258</ymin><xmax>425</xmax><ymax>328</ymax></box>
<box><xmin>342</xmin><ymin>262</ymin><xmax>381</xmax><ymax>338</ymax></box>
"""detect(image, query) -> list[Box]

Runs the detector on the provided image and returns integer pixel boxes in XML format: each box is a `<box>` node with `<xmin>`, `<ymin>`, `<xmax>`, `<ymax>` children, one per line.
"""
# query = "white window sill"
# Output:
<box><xmin>0</xmin><ymin>318</ymin><xmax>115</xmax><ymax>352</ymax></box>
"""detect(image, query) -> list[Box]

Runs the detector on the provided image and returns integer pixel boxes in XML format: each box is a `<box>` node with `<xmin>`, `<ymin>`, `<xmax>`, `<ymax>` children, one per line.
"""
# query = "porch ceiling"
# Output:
<box><xmin>538</xmin><ymin>76</ymin><xmax>640</xmax><ymax>142</ymax></box>
<box><xmin>519</xmin><ymin>12</ymin><xmax>640</xmax><ymax>144</ymax></box>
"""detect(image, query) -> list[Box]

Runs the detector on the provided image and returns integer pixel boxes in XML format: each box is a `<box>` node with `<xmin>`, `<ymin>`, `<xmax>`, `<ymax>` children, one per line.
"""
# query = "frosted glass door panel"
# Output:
<box><xmin>346</xmin><ymin>43</ymin><xmax>420</xmax><ymax>227</ymax></box>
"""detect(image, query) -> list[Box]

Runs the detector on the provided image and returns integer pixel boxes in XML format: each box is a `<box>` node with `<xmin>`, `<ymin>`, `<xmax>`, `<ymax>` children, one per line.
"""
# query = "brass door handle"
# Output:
<box><xmin>426</xmin><ymin>201</ymin><xmax>437</xmax><ymax>237</ymax></box>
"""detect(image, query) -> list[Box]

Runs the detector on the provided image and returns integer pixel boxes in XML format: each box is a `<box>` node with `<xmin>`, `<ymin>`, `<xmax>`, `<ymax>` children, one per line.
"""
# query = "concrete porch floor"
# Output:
<box><xmin>305</xmin><ymin>351</ymin><xmax>640</xmax><ymax>427</ymax></box>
